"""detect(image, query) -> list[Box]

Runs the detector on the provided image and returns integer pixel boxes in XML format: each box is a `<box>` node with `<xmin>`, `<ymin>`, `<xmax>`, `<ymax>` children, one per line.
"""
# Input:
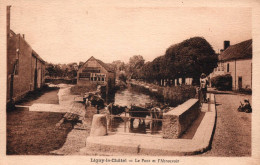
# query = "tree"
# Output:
<box><xmin>111</xmin><ymin>60</ymin><xmax>126</xmax><ymax>71</ymax></box>
<box><xmin>169</xmin><ymin>37</ymin><xmax>218</xmax><ymax>83</ymax></box>
<box><xmin>45</xmin><ymin>63</ymin><xmax>55</xmax><ymax>77</ymax></box>
<box><xmin>78</xmin><ymin>61</ymin><xmax>84</xmax><ymax>69</ymax></box>
<box><xmin>45</xmin><ymin>62</ymin><xmax>79</xmax><ymax>79</ymax></box>
<box><xmin>127</xmin><ymin>55</ymin><xmax>145</xmax><ymax>79</ymax></box>
<box><xmin>67</xmin><ymin>62</ymin><xmax>78</xmax><ymax>79</ymax></box>
<box><xmin>139</xmin><ymin>37</ymin><xmax>218</xmax><ymax>84</ymax></box>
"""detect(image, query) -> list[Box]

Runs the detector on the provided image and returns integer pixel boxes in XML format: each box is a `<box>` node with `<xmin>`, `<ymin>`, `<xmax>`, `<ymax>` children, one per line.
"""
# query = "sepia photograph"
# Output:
<box><xmin>1</xmin><ymin>0</ymin><xmax>260</xmax><ymax>164</ymax></box>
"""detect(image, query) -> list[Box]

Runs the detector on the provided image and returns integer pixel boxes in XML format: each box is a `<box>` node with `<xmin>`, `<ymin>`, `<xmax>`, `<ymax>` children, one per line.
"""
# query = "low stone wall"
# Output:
<box><xmin>162</xmin><ymin>99</ymin><xmax>199</xmax><ymax>139</ymax></box>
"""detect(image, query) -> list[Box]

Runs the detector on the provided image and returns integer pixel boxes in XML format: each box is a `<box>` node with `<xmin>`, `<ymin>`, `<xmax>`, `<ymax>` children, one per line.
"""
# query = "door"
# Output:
<box><xmin>34</xmin><ymin>68</ymin><xmax>37</xmax><ymax>90</ymax></box>
<box><xmin>238</xmin><ymin>76</ymin><xmax>242</xmax><ymax>90</ymax></box>
<box><xmin>37</xmin><ymin>69</ymin><xmax>42</xmax><ymax>88</ymax></box>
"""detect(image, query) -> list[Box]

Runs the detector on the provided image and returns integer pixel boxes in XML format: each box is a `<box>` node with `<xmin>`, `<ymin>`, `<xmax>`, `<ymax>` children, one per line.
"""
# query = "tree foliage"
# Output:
<box><xmin>45</xmin><ymin>62</ymin><xmax>79</xmax><ymax>79</ymax></box>
<box><xmin>128</xmin><ymin>37</ymin><xmax>218</xmax><ymax>84</ymax></box>
<box><xmin>126</xmin><ymin>55</ymin><xmax>145</xmax><ymax>79</ymax></box>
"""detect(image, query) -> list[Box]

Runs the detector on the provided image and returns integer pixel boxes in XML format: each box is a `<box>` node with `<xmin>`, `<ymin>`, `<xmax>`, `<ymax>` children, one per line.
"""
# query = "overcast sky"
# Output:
<box><xmin>7</xmin><ymin>0</ymin><xmax>252</xmax><ymax>64</ymax></box>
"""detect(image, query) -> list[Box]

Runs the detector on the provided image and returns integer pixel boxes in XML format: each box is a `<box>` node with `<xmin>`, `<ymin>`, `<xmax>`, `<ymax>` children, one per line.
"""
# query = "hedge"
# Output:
<box><xmin>211</xmin><ymin>74</ymin><xmax>232</xmax><ymax>91</ymax></box>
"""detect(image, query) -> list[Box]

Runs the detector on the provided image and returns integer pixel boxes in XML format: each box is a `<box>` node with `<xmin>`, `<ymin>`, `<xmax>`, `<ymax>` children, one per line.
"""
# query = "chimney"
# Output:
<box><xmin>7</xmin><ymin>6</ymin><xmax>11</xmax><ymax>40</ymax></box>
<box><xmin>224</xmin><ymin>40</ymin><xmax>230</xmax><ymax>50</ymax></box>
<box><xmin>22</xmin><ymin>34</ymin><xmax>25</xmax><ymax>39</ymax></box>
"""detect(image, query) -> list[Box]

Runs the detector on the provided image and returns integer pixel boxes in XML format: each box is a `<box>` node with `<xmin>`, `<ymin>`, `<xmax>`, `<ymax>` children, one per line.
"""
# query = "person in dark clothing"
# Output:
<box><xmin>200</xmin><ymin>73</ymin><xmax>209</xmax><ymax>103</ymax></box>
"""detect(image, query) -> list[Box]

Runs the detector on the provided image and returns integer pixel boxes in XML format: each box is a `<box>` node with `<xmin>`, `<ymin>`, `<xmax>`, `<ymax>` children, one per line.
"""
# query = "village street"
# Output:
<box><xmin>202</xmin><ymin>92</ymin><xmax>251</xmax><ymax>156</ymax></box>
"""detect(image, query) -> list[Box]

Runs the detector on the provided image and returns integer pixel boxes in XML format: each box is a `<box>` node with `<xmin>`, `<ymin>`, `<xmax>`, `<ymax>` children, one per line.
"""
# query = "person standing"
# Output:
<box><xmin>200</xmin><ymin>73</ymin><xmax>208</xmax><ymax>103</ymax></box>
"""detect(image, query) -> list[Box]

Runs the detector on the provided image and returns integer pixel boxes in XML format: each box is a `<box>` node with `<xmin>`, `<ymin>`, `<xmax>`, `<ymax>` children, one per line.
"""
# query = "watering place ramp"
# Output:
<box><xmin>83</xmin><ymin>93</ymin><xmax>216</xmax><ymax>156</ymax></box>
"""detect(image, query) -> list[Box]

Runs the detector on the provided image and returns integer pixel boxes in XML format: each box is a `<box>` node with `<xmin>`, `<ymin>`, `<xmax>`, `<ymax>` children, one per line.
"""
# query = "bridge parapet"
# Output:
<box><xmin>162</xmin><ymin>99</ymin><xmax>200</xmax><ymax>139</ymax></box>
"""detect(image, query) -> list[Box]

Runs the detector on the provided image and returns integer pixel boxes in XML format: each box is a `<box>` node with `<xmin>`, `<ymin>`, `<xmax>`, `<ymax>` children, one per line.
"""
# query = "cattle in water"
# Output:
<box><xmin>107</xmin><ymin>103</ymin><xmax>127</xmax><ymax>115</ymax></box>
<box><xmin>128</xmin><ymin>103</ymin><xmax>168</xmax><ymax>126</ymax></box>
<box><xmin>128</xmin><ymin>105</ymin><xmax>150</xmax><ymax>125</ymax></box>
<box><xmin>85</xmin><ymin>93</ymin><xmax>105</xmax><ymax>110</ymax></box>
<box><xmin>150</xmin><ymin>107</ymin><xmax>163</xmax><ymax>119</ymax></box>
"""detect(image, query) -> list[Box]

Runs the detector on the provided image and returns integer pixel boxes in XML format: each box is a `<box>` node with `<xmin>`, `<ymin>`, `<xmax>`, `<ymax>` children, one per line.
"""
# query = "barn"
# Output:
<box><xmin>7</xmin><ymin>6</ymin><xmax>45</xmax><ymax>105</ymax></box>
<box><xmin>77</xmin><ymin>56</ymin><xmax>115</xmax><ymax>90</ymax></box>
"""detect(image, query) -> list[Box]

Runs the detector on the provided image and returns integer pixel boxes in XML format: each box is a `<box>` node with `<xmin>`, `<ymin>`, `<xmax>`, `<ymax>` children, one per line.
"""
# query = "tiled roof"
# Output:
<box><xmin>10</xmin><ymin>29</ymin><xmax>45</xmax><ymax>64</ymax></box>
<box><xmin>81</xmin><ymin>56</ymin><xmax>114</xmax><ymax>72</ymax></box>
<box><xmin>219</xmin><ymin>39</ymin><xmax>252</xmax><ymax>61</ymax></box>
<box><xmin>32</xmin><ymin>50</ymin><xmax>45</xmax><ymax>64</ymax></box>
<box><xmin>95</xmin><ymin>58</ymin><xmax>114</xmax><ymax>72</ymax></box>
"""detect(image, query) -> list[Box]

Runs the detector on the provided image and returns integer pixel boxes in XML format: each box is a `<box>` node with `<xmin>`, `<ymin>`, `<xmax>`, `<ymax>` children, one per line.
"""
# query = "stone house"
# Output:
<box><xmin>77</xmin><ymin>56</ymin><xmax>115</xmax><ymax>89</ymax></box>
<box><xmin>7</xmin><ymin>6</ymin><xmax>45</xmax><ymax>104</ymax></box>
<box><xmin>210</xmin><ymin>39</ymin><xmax>252</xmax><ymax>90</ymax></box>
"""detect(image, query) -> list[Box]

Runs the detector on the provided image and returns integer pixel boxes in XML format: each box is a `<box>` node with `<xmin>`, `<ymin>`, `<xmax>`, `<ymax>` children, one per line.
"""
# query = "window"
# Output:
<box><xmin>227</xmin><ymin>63</ymin><xmax>230</xmax><ymax>72</ymax></box>
<box><xmin>79</xmin><ymin>73</ymin><xmax>90</xmax><ymax>78</ymax></box>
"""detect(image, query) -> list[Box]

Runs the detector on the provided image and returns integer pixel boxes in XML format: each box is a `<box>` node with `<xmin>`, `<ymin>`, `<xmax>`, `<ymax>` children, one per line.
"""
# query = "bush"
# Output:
<box><xmin>238</xmin><ymin>88</ymin><xmax>252</xmax><ymax>95</ymax></box>
<box><xmin>211</xmin><ymin>74</ymin><xmax>232</xmax><ymax>91</ymax></box>
<box><xmin>118</xmin><ymin>72</ymin><xmax>127</xmax><ymax>83</ymax></box>
<box><xmin>70</xmin><ymin>84</ymin><xmax>97</xmax><ymax>95</ymax></box>
<box><xmin>163</xmin><ymin>85</ymin><xmax>196</xmax><ymax>106</ymax></box>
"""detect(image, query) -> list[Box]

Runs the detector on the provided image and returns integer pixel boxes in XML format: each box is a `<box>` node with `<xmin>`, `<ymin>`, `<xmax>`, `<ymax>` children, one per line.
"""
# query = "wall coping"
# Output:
<box><xmin>164</xmin><ymin>98</ymin><xmax>198</xmax><ymax>116</ymax></box>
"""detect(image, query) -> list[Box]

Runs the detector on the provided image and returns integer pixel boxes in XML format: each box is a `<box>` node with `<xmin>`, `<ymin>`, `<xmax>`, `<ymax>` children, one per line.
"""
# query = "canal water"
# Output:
<box><xmin>108</xmin><ymin>89</ymin><xmax>162</xmax><ymax>135</ymax></box>
<box><xmin>114</xmin><ymin>89</ymin><xmax>158</xmax><ymax>108</ymax></box>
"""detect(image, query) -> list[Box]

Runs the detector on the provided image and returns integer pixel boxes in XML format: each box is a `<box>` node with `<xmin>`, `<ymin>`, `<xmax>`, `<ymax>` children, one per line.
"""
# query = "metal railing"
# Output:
<box><xmin>107</xmin><ymin>111</ymin><xmax>164</xmax><ymax>134</ymax></box>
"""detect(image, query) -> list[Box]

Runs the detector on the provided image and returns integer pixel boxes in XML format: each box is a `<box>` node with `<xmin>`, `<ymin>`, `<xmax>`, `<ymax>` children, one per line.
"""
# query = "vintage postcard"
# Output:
<box><xmin>0</xmin><ymin>0</ymin><xmax>260</xmax><ymax>164</ymax></box>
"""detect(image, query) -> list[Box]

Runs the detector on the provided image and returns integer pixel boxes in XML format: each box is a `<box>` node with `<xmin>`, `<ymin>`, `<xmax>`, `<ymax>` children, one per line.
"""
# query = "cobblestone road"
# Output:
<box><xmin>202</xmin><ymin>93</ymin><xmax>251</xmax><ymax>156</ymax></box>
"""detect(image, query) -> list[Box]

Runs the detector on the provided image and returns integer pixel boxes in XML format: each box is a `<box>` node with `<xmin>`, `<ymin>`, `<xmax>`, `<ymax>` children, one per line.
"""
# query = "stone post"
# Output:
<box><xmin>90</xmin><ymin>114</ymin><xmax>107</xmax><ymax>136</ymax></box>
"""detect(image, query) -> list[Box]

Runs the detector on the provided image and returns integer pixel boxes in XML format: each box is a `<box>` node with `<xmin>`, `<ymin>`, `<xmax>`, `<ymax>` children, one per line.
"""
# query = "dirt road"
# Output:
<box><xmin>202</xmin><ymin>93</ymin><xmax>251</xmax><ymax>156</ymax></box>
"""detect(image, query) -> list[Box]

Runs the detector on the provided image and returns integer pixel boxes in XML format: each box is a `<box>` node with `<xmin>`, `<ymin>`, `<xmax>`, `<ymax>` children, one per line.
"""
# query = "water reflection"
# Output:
<box><xmin>113</xmin><ymin>89</ymin><xmax>157</xmax><ymax>108</ymax></box>
<box><xmin>108</xmin><ymin>116</ymin><xmax>162</xmax><ymax>135</ymax></box>
<box><xmin>107</xmin><ymin>89</ymin><xmax>162</xmax><ymax>135</ymax></box>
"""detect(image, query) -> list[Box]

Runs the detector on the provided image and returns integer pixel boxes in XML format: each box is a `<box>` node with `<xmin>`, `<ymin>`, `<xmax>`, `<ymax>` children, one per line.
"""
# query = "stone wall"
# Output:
<box><xmin>7</xmin><ymin>34</ymin><xmax>45</xmax><ymax>103</ymax></box>
<box><xmin>162</xmin><ymin>99</ymin><xmax>199</xmax><ymax>139</ymax></box>
<box><xmin>7</xmin><ymin>34</ymin><xmax>32</xmax><ymax>102</ymax></box>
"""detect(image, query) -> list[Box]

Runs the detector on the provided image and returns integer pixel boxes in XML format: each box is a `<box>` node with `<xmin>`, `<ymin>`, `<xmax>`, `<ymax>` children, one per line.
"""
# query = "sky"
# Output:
<box><xmin>6</xmin><ymin>0</ymin><xmax>252</xmax><ymax>64</ymax></box>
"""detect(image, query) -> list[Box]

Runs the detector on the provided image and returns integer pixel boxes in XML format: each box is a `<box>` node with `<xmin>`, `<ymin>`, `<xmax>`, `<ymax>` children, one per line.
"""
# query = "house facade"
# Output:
<box><xmin>77</xmin><ymin>56</ymin><xmax>115</xmax><ymax>89</ymax></box>
<box><xmin>210</xmin><ymin>39</ymin><xmax>252</xmax><ymax>90</ymax></box>
<box><xmin>7</xmin><ymin>6</ymin><xmax>45</xmax><ymax>104</ymax></box>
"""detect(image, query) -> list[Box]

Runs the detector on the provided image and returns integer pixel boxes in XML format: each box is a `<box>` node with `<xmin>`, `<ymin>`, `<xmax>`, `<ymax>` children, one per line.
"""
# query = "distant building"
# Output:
<box><xmin>77</xmin><ymin>56</ymin><xmax>115</xmax><ymax>89</ymax></box>
<box><xmin>210</xmin><ymin>39</ymin><xmax>252</xmax><ymax>90</ymax></box>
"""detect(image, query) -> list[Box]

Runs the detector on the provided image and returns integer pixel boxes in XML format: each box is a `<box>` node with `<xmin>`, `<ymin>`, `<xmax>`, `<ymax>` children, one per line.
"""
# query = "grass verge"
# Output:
<box><xmin>7</xmin><ymin>108</ymin><xmax>73</xmax><ymax>155</ymax></box>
